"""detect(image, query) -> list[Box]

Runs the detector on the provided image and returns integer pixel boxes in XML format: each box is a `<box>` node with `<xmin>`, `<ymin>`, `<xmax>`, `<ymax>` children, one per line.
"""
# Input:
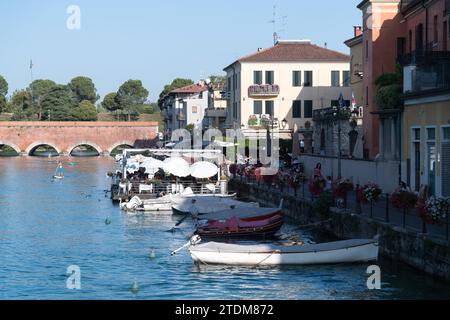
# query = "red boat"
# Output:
<box><xmin>195</xmin><ymin>206</ymin><xmax>284</xmax><ymax>239</ymax></box>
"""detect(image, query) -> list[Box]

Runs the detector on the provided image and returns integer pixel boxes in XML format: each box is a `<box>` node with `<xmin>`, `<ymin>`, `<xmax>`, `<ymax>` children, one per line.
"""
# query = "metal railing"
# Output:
<box><xmin>117</xmin><ymin>179</ymin><xmax>222</xmax><ymax>197</ymax></box>
<box><xmin>234</xmin><ymin>175</ymin><xmax>449</xmax><ymax>242</ymax></box>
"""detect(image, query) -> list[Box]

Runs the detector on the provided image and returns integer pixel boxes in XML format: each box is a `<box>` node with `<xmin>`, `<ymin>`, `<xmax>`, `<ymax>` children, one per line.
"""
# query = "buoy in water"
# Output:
<box><xmin>149</xmin><ymin>249</ymin><xmax>156</xmax><ymax>260</ymax></box>
<box><xmin>130</xmin><ymin>281</ymin><xmax>140</xmax><ymax>294</ymax></box>
<box><xmin>105</xmin><ymin>217</ymin><xmax>111</xmax><ymax>225</ymax></box>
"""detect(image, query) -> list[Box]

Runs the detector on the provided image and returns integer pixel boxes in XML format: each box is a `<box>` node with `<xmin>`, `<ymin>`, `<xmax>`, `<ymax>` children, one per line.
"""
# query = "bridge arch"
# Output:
<box><xmin>67</xmin><ymin>142</ymin><xmax>103</xmax><ymax>156</ymax></box>
<box><xmin>26</xmin><ymin>142</ymin><xmax>61</xmax><ymax>156</ymax></box>
<box><xmin>0</xmin><ymin>141</ymin><xmax>21</xmax><ymax>155</ymax></box>
<box><xmin>108</xmin><ymin>141</ymin><xmax>136</xmax><ymax>155</ymax></box>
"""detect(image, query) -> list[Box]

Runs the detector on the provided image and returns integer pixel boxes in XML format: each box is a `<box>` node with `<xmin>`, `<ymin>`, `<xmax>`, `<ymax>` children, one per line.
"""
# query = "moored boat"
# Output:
<box><xmin>120</xmin><ymin>188</ymin><xmax>239</xmax><ymax>212</ymax></box>
<box><xmin>188</xmin><ymin>237</ymin><xmax>379</xmax><ymax>266</ymax></box>
<box><xmin>171</xmin><ymin>197</ymin><xmax>259</xmax><ymax>215</ymax></box>
<box><xmin>196</xmin><ymin>206</ymin><xmax>284</xmax><ymax>239</ymax></box>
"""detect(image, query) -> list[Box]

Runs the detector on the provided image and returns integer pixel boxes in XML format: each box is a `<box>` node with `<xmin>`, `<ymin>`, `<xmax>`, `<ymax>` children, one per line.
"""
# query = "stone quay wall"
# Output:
<box><xmin>230</xmin><ymin>179</ymin><xmax>450</xmax><ymax>282</ymax></box>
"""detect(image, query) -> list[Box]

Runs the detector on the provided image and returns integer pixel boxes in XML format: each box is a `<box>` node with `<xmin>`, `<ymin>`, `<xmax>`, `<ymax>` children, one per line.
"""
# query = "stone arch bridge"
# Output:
<box><xmin>0</xmin><ymin>122</ymin><xmax>159</xmax><ymax>156</ymax></box>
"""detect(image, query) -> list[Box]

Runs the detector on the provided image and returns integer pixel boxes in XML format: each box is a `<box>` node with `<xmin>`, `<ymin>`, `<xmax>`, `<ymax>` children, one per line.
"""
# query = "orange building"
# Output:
<box><xmin>357</xmin><ymin>0</ymin><xmax>405</xmax><ymax>159</ymax></box>
<box><xmin>356</xmin><ymin>0</ymin><xmax>449</xmax><ymax>195</ymax></box>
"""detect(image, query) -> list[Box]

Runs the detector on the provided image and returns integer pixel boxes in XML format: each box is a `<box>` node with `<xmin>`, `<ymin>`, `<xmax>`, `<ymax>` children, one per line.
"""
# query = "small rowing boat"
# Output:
<box><xmin>196</xmin><ymin>206</ymin><xmax>284</xmax><ymax>239</ymax></box>
<box><xmin>187</xmin><ymin>236</ymin><xmax>379</xmax><ymax>266</ymax></box>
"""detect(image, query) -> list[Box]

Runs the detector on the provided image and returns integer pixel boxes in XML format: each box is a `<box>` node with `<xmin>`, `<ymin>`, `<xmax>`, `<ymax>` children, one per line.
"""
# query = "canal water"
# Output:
<box><xmin>1</xmin><ymin>157</ymin><xmax>450</xmax><ymax>300</ymax></box>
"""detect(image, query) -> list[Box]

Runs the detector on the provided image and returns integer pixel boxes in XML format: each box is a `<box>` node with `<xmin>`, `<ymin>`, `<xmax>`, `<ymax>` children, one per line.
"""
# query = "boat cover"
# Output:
<box><xmin>199</xmin><ymin>207</ymin><xmax>280</xmax><ymax>221</ymax></box>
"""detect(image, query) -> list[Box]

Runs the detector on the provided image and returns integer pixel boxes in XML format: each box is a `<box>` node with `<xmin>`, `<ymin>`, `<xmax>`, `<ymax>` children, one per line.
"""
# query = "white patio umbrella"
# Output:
<box><xmin>141</xmin><ymin>157</ymin><xmax>164</xmax><ymax>170</ymax></box>
<box><xmin>163</xmin><ymin>157</ymin><xmax>191</xmax><ymax>177</ymax></box>
<box><xmin>190</xmin><ymin>161</ymin><xmax>219</xmax><ymax>179</ymax></box>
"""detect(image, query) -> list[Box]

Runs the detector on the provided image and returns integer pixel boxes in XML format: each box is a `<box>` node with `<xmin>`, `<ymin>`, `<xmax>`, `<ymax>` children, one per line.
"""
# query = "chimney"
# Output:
<box><xmin>354</xmin><ymin>26</ymin><xmax>363</xmax><ymax>37</ymax></box>
<box><xmin>257</xmin><ymin>47</ymin><xmax>263</xmax><ymax>52</ymax></box>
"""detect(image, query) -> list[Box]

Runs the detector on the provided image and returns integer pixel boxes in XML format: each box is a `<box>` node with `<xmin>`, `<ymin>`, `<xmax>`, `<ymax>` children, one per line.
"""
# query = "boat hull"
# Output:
<box><xmin>189</xmin><ymin>241</ymin><xmax>379</xmax><ymax>266</ymax></box>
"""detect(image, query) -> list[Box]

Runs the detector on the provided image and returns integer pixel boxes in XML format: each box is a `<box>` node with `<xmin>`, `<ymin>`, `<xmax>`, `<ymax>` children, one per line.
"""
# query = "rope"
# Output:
<box><xmin>252</xmin><ymin>250</ymin><xmax>281</xmax><ymax>268</ymax></box>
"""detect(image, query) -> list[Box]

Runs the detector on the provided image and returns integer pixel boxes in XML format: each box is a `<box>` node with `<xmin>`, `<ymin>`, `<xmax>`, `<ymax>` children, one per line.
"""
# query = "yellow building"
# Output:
<box><xmin>400</xmin><ymin>0</ymin><xmax>450</xmax><ymax>198</ymax></box>
<box><xmin>402</xmin><ymin>96</ymin><xmax>450</xmax><ymax>197</ymax></box>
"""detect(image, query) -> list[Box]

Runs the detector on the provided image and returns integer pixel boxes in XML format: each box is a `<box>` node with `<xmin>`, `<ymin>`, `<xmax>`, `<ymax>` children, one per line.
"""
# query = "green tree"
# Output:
<box><xmin>10</xmin><ymin>90</ymin><xmax>35</xmax><ymax>120</ymax></box>
<box><xmin>101</xmin><ymin>92</ymin><xmax>119</xmax><ymax>112</ymax></box>
<box><xmin>41</xmin><ymin>85</ymin><xmax>77</xmax><ymax>121</ymax></box>
<box><xmin>115</xmin><ymin>80</ymin><xmax>149</xmax><ymax>121</ymax></box>
<box><xmin>158</xmin><ymin>78</ymin><xmax>194</xmax><ymax>108</ymax></box>
<box><xmin>209</xmin><ymin>74</ymin><xmax>226</xmax><ymax>84</ymax></box>
<box><xmin>73</xmin><ymin>100</ymin><xmax>98</xmax><ymax>121</ymax></box>
<box><xmin>0</xmin><ymin>75</ymin><xmax>8</xmax><ymax>96</ymax></box>
<box><xmin>68</xmin><ymin>76</ymin><xmax>99</xmax><ymax>104</ymax></box>
<box><xmin>29</xmin><ymin>79</ymin><xmax>56</xmax><ymax>120</ymax></box>
<box><xmin>0</xmin><ymin>95</ymin><xmax>7</xmax><ymax>113</ymax></box>
<box><xmin>0</xmin><ymin>75</ymin><xmax>7</xmax><ymax>113</ymax></box>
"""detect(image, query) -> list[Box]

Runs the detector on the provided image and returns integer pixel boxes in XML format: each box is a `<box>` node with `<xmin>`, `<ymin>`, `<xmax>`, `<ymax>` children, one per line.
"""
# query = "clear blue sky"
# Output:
<box><xmin>0</xmin><ymin>0</ymin><xmax>361</xmax><ymax>102</ymax></box>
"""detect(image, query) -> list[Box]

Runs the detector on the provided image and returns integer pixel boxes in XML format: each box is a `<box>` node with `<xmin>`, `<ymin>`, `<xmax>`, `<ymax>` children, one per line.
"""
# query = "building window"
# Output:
<box><xmin>292</xmin><ymin>100</ymin><xmax>301</xmax><ymax>118</ymax></box>
<box><xmin>442</xmin><ymin>126</ymin><xmax>450</xmax><ymax>196</ymax></box>
<box><xmin>397</xmin><ymin>37</ymin><xmax>406</xmax><ymax>59</ymax></box>
<box><xmin>416</xmin><ymin>23</ymin><xmax>424</xmax><ymax>51</ymax></box>
<box><xmin>343</xmin><ymin>71</ymin><xmax>350</xmax><ymax>87</ymax></box>
<box><xmin>304</xmin><ymin>71</ymin><xmax>313</xmax><ymax>87</ymax></box>
<box><xmin>254</xmin><ymin>71</ymin><xmax>262</xmax><ymax>85</ymax></box>
<box><xmin>227</xmin><ymin>77</ymin><xmax>232</xmax><ymax>92</ymax></box>
<box><xmin>365</xmin><ymin>40</ymin><xmax>369</xmax><ymax>59</ymax></box>
<box><xmin>331</xmin><ymin>71</ymin><xmax>340</xmax><ymax>87</ymax></box>
<box><xmin>366</xmin><ymin>86</ymin><xmax>369</xmax><ymax>106</ymax></box>
<box><xmin>427</xmin><ymin>128</ymin><xmax>436</xmax><ymax>141</ymax></box>
<box><xmin>292</xmin><ymin>71</ymin><xmax>302</xmax><ymax>87</ymax></box>
<box><xmin>304</xmin><ymin>100</ymin><xmax>313</xmax><ymax>118</ymax></box>
<box><xmin>265</xmin><ymin>101</ymin><xmax>274</xmax><ymax>116</ymax></box>
<box><xmin>433</xmin><ymin>15</ymin><xmax>438</xmax><ymax>44</ymax></box>
<box><xmin>409</xmin><ymin>30</ymin><xmax>413</xmax><ymax>53</ymax></box>
<box><xmin>253</xmin><ymin>101</ymin><xmax>262</xmax><ymax>115</ymax></box>
<box><xmin>444</xmin><ymin>21</ymin><xmax>448</xmax><ymax>50</ymax></box>
<box><xmin>426</xmin><ymin>127</ymin><xmax>436</xmax><ymax>196</ymax></box>
<box><xmin>411</xmin><ymin>128</ymin><xmax>421</xmax><ymax>192</ymax></box>
<box><xmin>265</xmin><ymin>71</ymin><xmax>274</xmax><ymax>85</ymax></box>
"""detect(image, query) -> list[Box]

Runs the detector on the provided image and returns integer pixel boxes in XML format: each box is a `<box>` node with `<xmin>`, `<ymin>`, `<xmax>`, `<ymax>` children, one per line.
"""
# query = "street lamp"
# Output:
<box><xmin>333</xmin><ymin>93</ymin><xmax>347</xmax><ymax>179</ymax></box>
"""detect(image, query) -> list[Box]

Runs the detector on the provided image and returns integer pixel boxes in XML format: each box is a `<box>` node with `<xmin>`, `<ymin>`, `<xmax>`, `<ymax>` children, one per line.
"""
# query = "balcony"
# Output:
<box><xmin>398</xmin><ymin>49</ymin><xmax>450</xmax><ymax>66</ymax></box>
<box><xmin>247</xmin><ymin>114</ymin><xmax>279</xmax><ymax>129</ymax></box>
<box><xmin>403</xmin><ymin>62</ymin><xmax>450</xmax><ymax>97</ymax></box>
<box><xmin>205</xmin><ymin>108</ymin><xmax>227</xmax><ymax>118</ymax></box>
<box><xmin>248</xmin><ymin>84</ymin><xmax>280</xmax><ymax>98</ymax></box>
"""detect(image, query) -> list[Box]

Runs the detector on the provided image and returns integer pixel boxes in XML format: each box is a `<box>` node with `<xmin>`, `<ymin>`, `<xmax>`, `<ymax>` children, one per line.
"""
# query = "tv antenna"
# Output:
<box><xmin>268</xmin><ymin>4</ymin><xmax>277</xmax><ymax>44</ymax></box>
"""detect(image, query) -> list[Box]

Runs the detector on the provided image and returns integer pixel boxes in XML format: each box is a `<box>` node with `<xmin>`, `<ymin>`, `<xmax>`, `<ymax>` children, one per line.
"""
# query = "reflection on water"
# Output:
<box><xmin>1</xmin><ymin>157</ymin><xmax>450</xmax><ymax>300</ymax></box>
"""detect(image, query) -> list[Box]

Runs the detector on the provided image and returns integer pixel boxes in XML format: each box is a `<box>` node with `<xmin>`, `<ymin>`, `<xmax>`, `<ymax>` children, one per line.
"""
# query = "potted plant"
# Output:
<box><xmin>391</xmin><ymin>188</ymin><xmax>418</xmax><ymax>209</ymax></box>
<box><xmin>248</xmin><ymin>115</ymin><xmax>258</xmax><ymax>127</ymax></box>
<box><xmin>309</xmin><ymin>176</ymin><xmax>326</xmax><ymax>196</ymax></box>
<box><xmin>333</xmin><ymin>178</ymin><xmax>354</xmax><ymax>198</ymax></box>
<box><xmin>418</xmin><ymin>197</ymin><xmax>449</xmax><ymax>225</ymax></box>
<box><xmin>357</xmin><ymin>183</ymin><xmax>382</xmax><ymax>203</ymax></box>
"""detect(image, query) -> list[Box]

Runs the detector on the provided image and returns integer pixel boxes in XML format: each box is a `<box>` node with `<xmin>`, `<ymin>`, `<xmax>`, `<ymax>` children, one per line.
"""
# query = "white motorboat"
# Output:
<box><xmin>120</xmin><ymin>187</ymin><xmax>238</xmax><ymax>212</ymax></box>
<box><xmin>171</xmin><ymin>197</ymin><xmax>259</xmax><ymax>215</ymax></box>
<box><xmin>187</xmin><ymin>236</ymin><xmax>379</xmax><ymax>266</ymax></box>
